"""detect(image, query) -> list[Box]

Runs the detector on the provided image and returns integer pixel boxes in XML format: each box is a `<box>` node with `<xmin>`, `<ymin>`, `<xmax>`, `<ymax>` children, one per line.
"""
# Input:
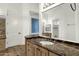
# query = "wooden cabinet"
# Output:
<box><xmin>35</xmin><ymin>46</ymin><xmax>42</xmax><ymax>56</ymax></box>
<box><xmin>0</xmin><ymin>39</ymin><xmax>5</xmax><ymax>51</ymax></box>
<box><xmin>35</xmin><ymin>45</ymin><xmax>48</xmax><ymax>56</ymax></box>
<box><xmin>26</xmin><ymin>41</ymin><xmax>35</xmax><ymax>56</ymax></box>
<box><xmin>48</xmin><ymin>51</ymin><xmax>58</xmax><ymax>56</ymax></box>
<box><xmin>41</xmin><ymin>47</ymin><xmax>48</xmax><ymax>56</ymax></box>
<box><xmin>26</xmin><ymin>40</ymin><xmax>58</xmax><ymax>56</ymax></box>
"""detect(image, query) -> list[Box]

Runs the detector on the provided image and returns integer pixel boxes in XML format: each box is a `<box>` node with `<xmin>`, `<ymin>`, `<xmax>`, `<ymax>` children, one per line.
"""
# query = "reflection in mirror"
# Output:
<box><xmin>42</xmin><ymin>3</ymin><xmax>79</xmax><ymax>43</ymax></box>
<box><xmin>53</xmin><ymin>19</ymin><xmax>59</xmax><ymax>38</ymax></box>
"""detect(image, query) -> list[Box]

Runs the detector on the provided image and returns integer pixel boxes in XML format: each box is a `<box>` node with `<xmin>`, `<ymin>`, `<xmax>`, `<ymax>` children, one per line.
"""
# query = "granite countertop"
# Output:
<box><xmin>25</xmin><ymin>35</ymin><xmax>79</xmax><ymax>56</ymax></box>
<box><xmin>25</xmin><ymin>35</ymin><xmax>50</xmax><ymax>39</ymax></box>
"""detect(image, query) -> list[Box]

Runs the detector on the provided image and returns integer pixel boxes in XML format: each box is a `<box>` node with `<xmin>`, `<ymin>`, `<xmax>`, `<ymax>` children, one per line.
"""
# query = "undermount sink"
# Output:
<box><xmin>39</xmin><ymin>41</ymin><xmax>54</xmax><ymax>45</ymax></box>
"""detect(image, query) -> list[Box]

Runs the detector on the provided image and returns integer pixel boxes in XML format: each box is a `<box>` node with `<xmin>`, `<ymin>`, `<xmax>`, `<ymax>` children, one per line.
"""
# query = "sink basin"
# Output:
<box><xmin>39</xmin><ymin>41</ymin><xmax>54</xmax><ymax>45</ymax></box>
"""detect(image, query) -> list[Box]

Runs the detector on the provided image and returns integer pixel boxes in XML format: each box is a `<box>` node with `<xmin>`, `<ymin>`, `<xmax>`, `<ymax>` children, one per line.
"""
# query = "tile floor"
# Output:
<box><xmin>0</xmin><ymin>45</ymin><xmax>25</xmax><ymax>56</ymax></box>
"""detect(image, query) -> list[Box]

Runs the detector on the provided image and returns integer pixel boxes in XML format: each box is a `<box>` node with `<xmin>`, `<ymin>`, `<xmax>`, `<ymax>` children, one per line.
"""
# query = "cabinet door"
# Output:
<box><xmin>41</xmin><ymin>48</ymin><xmax>48</xmax><ymax>56</ymax></box>
<box><xmin>26</xmin><ymin>42</ymin><xmax>30</xmax><ymax>56</ymax></box>
<box><xmin>26</xmin><ymin>42</ymin><xmax>35</xmax><ymax>56</ymax></box>
<box><xmin>48</xmin><ymin>51</ymin><xmax>58</xmax><ymax>56</ymax></box>
<box><xmin>29</xmin><ymin>43</ymin><xmax>35</xmax><ymax>56</ymax></box>
<box><xmin>35</xmin><ymin>45</ymin><xmax>42</xmax><ymax>56</ymax></box>
<box><xmin>0</xmin><ymin>39</ymin><xmax>5</xmax><ymax>51</ymax></box>
<box><xmin>35</xmin><ymin>45</ymin><xmax>48</xmax><ymax>56</ymax></box>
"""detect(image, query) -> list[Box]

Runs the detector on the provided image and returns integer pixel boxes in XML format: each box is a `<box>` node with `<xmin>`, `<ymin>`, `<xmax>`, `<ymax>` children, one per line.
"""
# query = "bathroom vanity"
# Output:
<box><xmin>25</xmin><ymin>35</ymin><xmax>59</xmax><ymax>56</ymax></box>
<box><xmin>25</xmin><ymin>35</ymin><xmax>79</xmax><ymax>56</ymax></box>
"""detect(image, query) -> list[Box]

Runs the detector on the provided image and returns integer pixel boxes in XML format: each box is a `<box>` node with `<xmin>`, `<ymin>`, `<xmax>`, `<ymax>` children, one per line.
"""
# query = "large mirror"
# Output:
<box><xmin>42</xmin><ymin>3</ymin><xmax>79</xmax><ymax>43</ymax></box>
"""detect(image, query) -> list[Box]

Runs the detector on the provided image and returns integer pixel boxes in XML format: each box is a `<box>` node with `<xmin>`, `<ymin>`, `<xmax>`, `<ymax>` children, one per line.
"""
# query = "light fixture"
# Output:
<box><xmin>70</xmin><ymin>3</ymin><xmax>76</xmax><ymax>12</ymax></box>
<box><xmin>43</xmin><ymin>3</ymin><xmax>55</xmax><ymax>9</ymax></box>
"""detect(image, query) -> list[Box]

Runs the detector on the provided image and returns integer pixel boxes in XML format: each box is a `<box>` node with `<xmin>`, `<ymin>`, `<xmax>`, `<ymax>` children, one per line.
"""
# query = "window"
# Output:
<box><xmin>31</xmin><ymin>18</ymin><xmax>39</xmax><ymax>34</ymax></box>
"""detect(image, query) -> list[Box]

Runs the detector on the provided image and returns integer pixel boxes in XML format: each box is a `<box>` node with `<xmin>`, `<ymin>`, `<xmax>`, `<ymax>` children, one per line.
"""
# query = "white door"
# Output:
<box><xmin>6</xmin><ymin>4</ymin><xmax>23</xmax><ymax>48</ymax></box>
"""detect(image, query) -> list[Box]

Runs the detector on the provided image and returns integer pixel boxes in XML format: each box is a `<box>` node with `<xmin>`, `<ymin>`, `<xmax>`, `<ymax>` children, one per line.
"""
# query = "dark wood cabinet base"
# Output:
<box><xmin>26</xmin><ymin>40</ymin><xmax>58</xmax><ymax>56</ymax></box>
